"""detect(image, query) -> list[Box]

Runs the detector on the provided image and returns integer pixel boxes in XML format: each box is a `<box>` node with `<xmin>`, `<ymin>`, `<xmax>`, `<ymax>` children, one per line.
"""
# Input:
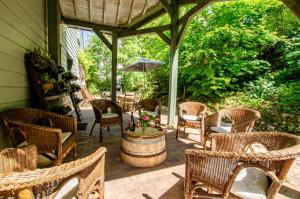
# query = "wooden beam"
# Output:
<box><xmin>111</xmin><ymin>32</ymin><xmax>118</xmax><ymax>103</ymax></box>
<box><xmin>178</xmin><ymin>0</ymin><xmax>210</xmax><ymax>25</ymax></box>
<box><xmin>73</xmin><ymin>0</ymin><xmax>78</xmax><ymax>17</ymax></box>
<box><xmin>88</xmin><ymin>0</ymin><xmax>93</xmax><ymax>22</ymax></box>
<box><xmin>126</xmin><ymin>8</ymin><xmax>166</xmax><ymax>31</ymax></box>
<box><xmin>124</xmin><ymin>5</ymin><xmax>165</xmax><ymax>28</ymax></box>
<box><xmin>115</xmin><ymin>0</ymin><xmax>121</xmax><ymax>26</ymax></box>
<box><xmin>160</xmin><ymin>0</ymin><xmax>173</xmax><ymax>15</ymax></box>
<box><xmin>156</xmin><ymin>31</ymin><xmax>171</xmax><ymax>45</ymax></box>
<box><xmin>168</xmin><ymin>0</ymin><xmax>179</xmax><ymax>125</ymax></box>
<box><xmin>62</xmin><ymin>17</ymin><xmax>123</xmax><ymax>32</ymax></box>
<box><xmin>102</xmin><ymin>0</ymin><xmax>105</xmax><ymax>24</ymax></box>
<box><xmin>282</xmin><ymin>0</ymin><xmax>300</xmax><ymax>19</ymax></box>
<box><xmin>48</xmin><ymin>0</ymin><xmax>61</xmax><ymax>65</ymax></box>
<box><xmin>94</xmin><ymin>30</ymin><xmax>112</xmax><ymax>51</ymax></box>
<box><xmin>142</xmin><ymin>0</ymin><xmax>149</xmax><ymax>14</ymax></box>
<box><xmin>119</xmin><ymin>24</ymin><xmax>171</xmax><ymax>37</ymax></box>
<box><xmin>127</xmin><ymin>0</ymin><xmax>135</xmax><ymax>23</ymax></box>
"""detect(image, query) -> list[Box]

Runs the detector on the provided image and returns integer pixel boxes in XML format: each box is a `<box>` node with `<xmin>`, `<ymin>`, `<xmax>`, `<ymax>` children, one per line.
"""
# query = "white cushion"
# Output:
<box><xmin>181</xmin><ymin>115</ymin><xmax>202</xmax><ymax>121</ymax></box>
<box><xmin>54</xmin><ymin>176</ymin><xmax>79</xmax><ymax>199</ymax></box>
<box><xmin>231</xmin><ymin>168</ymin><xmax>268</xmax><ymax>199</ymax></box>
<box><xmin>62</xmin><ymin>132</ymin><xmax>72</xmax><ymax>143</ymax></box>
<box><xmin>150</xmin><ymin>111</ymin><xmax>159</xmax><ymax>116</ymax></box>
<box><xmin>210</xmin><ymin>126</ymin><xmax>232</xmax><ymax>133</ymax></box>
<box><xmin>102</xmin><ymin>113</ymin><xmax>119</xmax><ymax>119</ymax></box>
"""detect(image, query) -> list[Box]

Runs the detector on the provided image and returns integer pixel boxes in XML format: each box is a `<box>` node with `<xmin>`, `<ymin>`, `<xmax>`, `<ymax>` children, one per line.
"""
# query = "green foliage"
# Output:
<box><xmin>79</xmin><ymin>0</ymin><xmax>300</xmax><ymax>133</ymax></box>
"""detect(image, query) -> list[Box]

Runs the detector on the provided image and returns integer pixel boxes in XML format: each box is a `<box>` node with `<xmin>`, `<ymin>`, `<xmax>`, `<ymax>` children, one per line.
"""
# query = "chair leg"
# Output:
<box><xmin>176</xmin><ymin>124</ymin><xmax>180</xmax><ymax>139</ymax></box>
<box><xmin>107</xmin><ymin>126</ymin><xmax>110</xmax><ymax>132</ymax></box>
<box><xmin>100</xmin><ymin>127</ymin><xmax>103</xmax><ymax>142</ymax></box>
<box><xmin>120</xmin><ymin>123</ymin><xmax>124</xmax><ymax>136</ymax></box>
<box><xmin>73</xmin><ymin>144</ymin><xmax>77</xmax><ymax>159</ymax></box>
<box><xmin>90</xmin><ymin>120</ymin><xmax>96</xmax><ymax>135</ymax></box>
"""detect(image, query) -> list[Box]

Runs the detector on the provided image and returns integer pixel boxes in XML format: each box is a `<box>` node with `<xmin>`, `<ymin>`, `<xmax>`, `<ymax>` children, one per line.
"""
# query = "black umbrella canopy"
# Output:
<box><xmin>122</xmin><ymin>58</ymin><xmax>164</xmax><ymax>72</ymax></box>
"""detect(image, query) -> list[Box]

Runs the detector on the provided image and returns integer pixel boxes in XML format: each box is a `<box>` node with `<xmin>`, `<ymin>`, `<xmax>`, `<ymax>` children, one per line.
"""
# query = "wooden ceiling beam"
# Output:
<box><xmin>119</xmin><ymin>24</ymin><xmax>171</xmax><ymax>37</ymax></box>
<box><xmin>142</xmin><ymin>0</ymin><xmax>149</xmax><ymax>15</ymax></box>
<box><xmin>62</xmin><ymin>17</ymin><xmax>123</xmax><ymax>32</ymax></box>
<box><xmin>127</xmin><ymin>0</ymin><xmax>135</xmax><ymax>23</ymax></box>
<box><xmin>156</xmin><ymin>31</ymin><xmax>171</xmax><ymax>45</ymax></box>
<box><xmin>127</xmin><ymin>8</ymin><xmax>166</xmax><ymax>31</ymax></box>
<box><xmin>94</xmin><ymin>30</ymin><xmax>113</xmax><ymax>50</ymax></box>
<box><xmin>102</xmin><ymin>0</ymin><xmax>105</xmax><ymax>24</ymax></box>
<box><xmin>73</xmin><ymin>0</ymin><xmax>78</xmax><ymax>17</ymax></box>
<box><xmin>115</xmin><ymin>0</ymin><xmax>121</xmax><ymax>26</ymax></box>
<box><xmin>160</xmin><ymin>0</ymin><xmax>172</xmax><ymax>15</ymax></box>
<box><xmin>178</xmin><ymin>0</ymin><xmax>210</xmax><ymax>25</ymax></box>
<box><xmin>88</xmin><ymin>0</ymin><xmax>93</xmax><ymax>22</ymax></box>
<box><xmin>124</xmin><ymin>5</ymin><xmax>165</xmax><ymax>28</ymax></box>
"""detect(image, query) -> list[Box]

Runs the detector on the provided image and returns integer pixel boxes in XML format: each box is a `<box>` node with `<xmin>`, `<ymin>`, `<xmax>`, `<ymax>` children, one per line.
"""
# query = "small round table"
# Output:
<box><xmin>120</xmin><ymin>127</ymin><xmax>167</xmax><ymax>167</ymax></box>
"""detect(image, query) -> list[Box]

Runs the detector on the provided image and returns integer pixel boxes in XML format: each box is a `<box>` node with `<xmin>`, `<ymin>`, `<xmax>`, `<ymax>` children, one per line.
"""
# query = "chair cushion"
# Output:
<box><xmin>210</xmin><ymin>126</ymin><xmax>232</xmax><ymax>133</ymax></box>
<box><xmin>102</xmin><ymin>113</ymin><xmax>119</xmax><ymax>119</ymax></box>
<box><xmin>62</xmin><ymin>132</ymin><xmax>72</xmax><ymax>143</ymax></box>
<box><xmin>149</xmin><ymin>111</ymin><xmax>159</xmax><ymax>116</ymax></box>
<box><xmin>231</xmin><ymin>168</ymin><xmax>268</xmax><ymax>199</ymax></box>
<box><xmin>54</xmin><ymin>176</ymin><xmax>79</xmax><ymax>199</ymax></box>
<box><xmin>181</xmin><ymin>115</ymin><xmax>202</xmax><ymax>121</ymax></box>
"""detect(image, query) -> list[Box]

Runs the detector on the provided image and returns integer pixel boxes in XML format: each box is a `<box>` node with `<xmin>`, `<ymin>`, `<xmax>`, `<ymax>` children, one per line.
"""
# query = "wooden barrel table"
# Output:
<box><xmin>120</xmin><ymin>127</ymin><xmax>167</xmax><ymax>167</ymax></box>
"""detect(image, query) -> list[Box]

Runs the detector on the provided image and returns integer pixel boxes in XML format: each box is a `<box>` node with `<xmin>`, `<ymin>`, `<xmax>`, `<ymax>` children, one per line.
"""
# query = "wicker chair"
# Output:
<box><xmin>0</xmin><ymin>145</ymin><xmax>107</xmax><ymax>199</ymax></box>
<box><xmin>90</xmin><ymin>99</ymin><xmax>123</xmax><ymax>142</ymax></box>
<box><xmin>176</xmin><ymin>102</ymin><xmax>207</xmax><ymax>144</ymax></box>
<box><xmin>204</xmin><ymin>107</ymin><xmax>261</xmax><ymax>148</ymax></box>
<box><xmin>0</xmin><ymin>108</ymin><xmax>77</xmax><ymax>165</ymax></box>
<box><xmin>185</xmin><ymin>132</ymin><xmax>300</xmax><ymax>199</ymax></box>
<box><xmin>137</xmin><ymin>99</ymin><xmax>162</xmax><ymax>125</ymax></box>
<box><xmin>123</xmin><ymin>92</ymin><xmax>136</xmax><ymax>111</ymax></box>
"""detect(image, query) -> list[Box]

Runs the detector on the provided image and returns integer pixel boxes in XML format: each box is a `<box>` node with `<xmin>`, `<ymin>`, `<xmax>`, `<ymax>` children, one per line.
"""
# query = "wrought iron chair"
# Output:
<box><xmin>176</xmin><ymin>102</ymin><xmax>207</xmax><ymax>144</ymax></box>
<box><xmin>0</xmin><ymin>108</ymin><xmax>77</xmax><ymax>165</ymax></box>
<box><xmin>185</xmin><ymin>132</ymin><xmax>300</xmax><ymax>199</ymax></box>
<box><xmin>0</xmin><ymin>145</ymin><xmax>107</xmax><ymax>199</ymax></box>
<box><xmin>90</xmin><ymin>99</ymin><xmax>123</xmax><ymax>142</ymax></box>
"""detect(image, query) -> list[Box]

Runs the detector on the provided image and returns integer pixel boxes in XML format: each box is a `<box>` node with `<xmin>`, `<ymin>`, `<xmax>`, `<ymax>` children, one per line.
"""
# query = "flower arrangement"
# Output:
<box><xmin>138</xmin><ymin>111</ymin><xmax>155</xmax><ymax>132</ymax></box>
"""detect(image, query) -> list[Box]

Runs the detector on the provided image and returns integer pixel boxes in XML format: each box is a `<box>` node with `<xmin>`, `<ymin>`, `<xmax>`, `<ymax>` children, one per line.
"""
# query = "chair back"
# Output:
<box><xmin>217</xmin><ymin>107</ymin><xmax>261</xmax><ymax>132</ymax></box>
<box><xmin>0</xmin><ymin>145</ymin><xmax>37</xmax><ymax>174</ymax></box>
<box><xmin>138</xmin><ymin>99</ymin><xmax>160</xmax><ymax>112</ymax></box>
<box><xmin>178</xmin><ymin>102</ymin><xmax>206</xmax><ymax>116</ymax></box>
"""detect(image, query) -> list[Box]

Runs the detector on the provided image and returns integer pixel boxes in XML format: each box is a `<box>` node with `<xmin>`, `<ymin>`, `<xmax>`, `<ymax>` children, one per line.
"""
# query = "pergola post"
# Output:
<box><xmin>167</xmin><ymin>0</ymin><xmax>179</xmax><ymax>125</ymax></box>
<box><xmin>47</xmin><ymin>0</ymin><xmax>61</xmax><ymax>65</ymax></box>
<box><xmin>111</xmin><ymin>32</ymin><xmax>118</xmax><ymax>103</ymax></box>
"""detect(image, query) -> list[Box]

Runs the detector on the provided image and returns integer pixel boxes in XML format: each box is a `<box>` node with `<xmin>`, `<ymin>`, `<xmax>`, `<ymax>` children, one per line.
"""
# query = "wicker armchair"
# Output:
<box><xmin>90</xmin><ymin>99</ymin><xmax>123</xmax><ymax>142</ymax></box>
<box><xmin>0</xmin><ymin>108</ymin><xmax>77</xmax><ymax>165</ymax></box>
<box><xmin>137</xmin><ymin>99</ymin><xmax>161</xmax><ymax>125</ymax></box>
<box><xmin>185</xmin><ymin>132</ymin><xmax>300</xmax><ymax>199</ymax></box>
<box><xmin>204</xmin><ymin>107</ymin><xmax>260</xmax><ymax>147</ymax></box>
<box><xmin>0</xmin><ymin>145</ymin><xmax>107</xmax><ymax>199</ymax></box>
<box><xmin>177</xmin><ymin>102</ymin><xmax>207</xmax><ymax>144</ymax></box>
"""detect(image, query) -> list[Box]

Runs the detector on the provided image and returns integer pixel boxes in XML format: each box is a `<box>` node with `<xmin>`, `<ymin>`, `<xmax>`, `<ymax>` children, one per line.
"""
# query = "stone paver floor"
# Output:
<box><xmin>70</xmin><ymin>107</ymin><xmax>300</xmax><ymax>199</ymax></box>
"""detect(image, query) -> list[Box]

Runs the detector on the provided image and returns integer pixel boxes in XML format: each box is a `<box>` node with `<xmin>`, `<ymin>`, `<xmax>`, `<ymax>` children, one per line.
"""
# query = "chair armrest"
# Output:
<box><xmin>204</xmin><ymin>113</ymin><xmax>219</xmax><ymax>132</ymax></box>
<box><xmin>47</xmin><ymin>112</ymin><xmax>77</xmax><ymax>134</ymax></box>
<box><xmin>0</xmin><ymin>147</ymin><xmax>107</xmax><ymax>193</ymax></box>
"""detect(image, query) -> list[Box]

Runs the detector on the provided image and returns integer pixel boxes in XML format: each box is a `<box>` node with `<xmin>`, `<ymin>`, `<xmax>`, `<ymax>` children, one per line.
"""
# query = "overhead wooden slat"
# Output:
<box><xmin>115</xmin><ymin>0</ymin><xmax>121</xmax><ymax>26</ymax></box>
<box><xmin>118</xmin><ymin>0</ymin><xmax>134</xmax><ymax>25</ymax></box>
<box><xmin>73</xmin><ymin>0</ymin><xmax>78</xmax><ymax>17</ymax></box>
<box><xmin>88</xmin><ymin>0</ymin><xmax>93</xmax><ymax>22</ymax></box>
<box><xmin>104</xmin><ymin>0</ymin><xmax>119</xmax><ymax>26</ymax></box>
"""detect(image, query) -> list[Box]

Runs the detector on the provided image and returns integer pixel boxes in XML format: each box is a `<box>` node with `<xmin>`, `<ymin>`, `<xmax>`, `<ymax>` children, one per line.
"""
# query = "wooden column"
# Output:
<box><xmin>47</xmin><ymin>0</ymin><xmax>61</xmax><ymax>65</ymax></box>
<box><xmin>167</xmin><ymin>0</ymin><xmax>179</xmax><ymax>125</ymax></box>
<box><xmin>111</xmin><ymin>32</ymin><xmax>118</xmax><ymax>102</ymax></box>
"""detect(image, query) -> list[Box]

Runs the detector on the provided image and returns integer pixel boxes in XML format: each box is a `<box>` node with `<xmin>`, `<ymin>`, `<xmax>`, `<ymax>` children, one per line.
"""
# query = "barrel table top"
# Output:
<box><xmin>124</xmin><ymin>126</ymin><xmax>164</xmax><ymax>138</ymax></box>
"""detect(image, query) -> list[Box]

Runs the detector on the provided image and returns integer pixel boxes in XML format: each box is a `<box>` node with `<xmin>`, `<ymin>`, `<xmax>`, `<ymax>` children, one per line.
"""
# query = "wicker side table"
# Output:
<box><xmin>120</xmin><ymin>127</ymin><xmax>167</xmax><ymax>167</ymax></box>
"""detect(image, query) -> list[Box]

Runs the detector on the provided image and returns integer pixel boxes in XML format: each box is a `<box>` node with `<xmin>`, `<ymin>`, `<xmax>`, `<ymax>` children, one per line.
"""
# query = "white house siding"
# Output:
<box><xmin>0</xmin><ymin>0</ymin><xmax>46</xmax><ymax>147</ymax></box>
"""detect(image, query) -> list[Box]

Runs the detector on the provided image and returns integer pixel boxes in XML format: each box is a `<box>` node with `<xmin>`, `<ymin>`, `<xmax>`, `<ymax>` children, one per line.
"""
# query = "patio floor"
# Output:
<box><xmin>70</xmin><ymin>107</ymin><xmax>300</xmax><ymax>199</ymax></box>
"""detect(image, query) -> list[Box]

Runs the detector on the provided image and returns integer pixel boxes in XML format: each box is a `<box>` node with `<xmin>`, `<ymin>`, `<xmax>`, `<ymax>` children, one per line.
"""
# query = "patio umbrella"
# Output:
<box><xmin>122</xmin><ymin>58</ymin><xmax>164</xmax><ymax>73</ymax></box>
<box><xmin>121</xmin><ymin>58</ymin><xmax>164</xmax><ymax>98</ymax></box>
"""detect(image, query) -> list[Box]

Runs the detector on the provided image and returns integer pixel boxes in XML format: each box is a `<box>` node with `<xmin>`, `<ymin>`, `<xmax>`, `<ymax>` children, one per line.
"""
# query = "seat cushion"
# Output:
<box><xmin>102</xmin><ymin>113</ymin><xmax>119</xmax><ymax>119</ymax></box>
<box><xmin>62</xmin><ymin>132</ymin><xmax>72</xmax><ymax>143</ymax></box>
<box><xmin>181</xmin><ymin>115</ymin><xmax>202</xmax><ymax>121</ymax></box>
<box><xmin>210</xmin><ymin>126</ymin><xmax>231</xmax><ymax>133</ymax></box>
<box><xmin>54</xmin><ymin>176</ymin><xmax>79</xmax><ymax>199</ymax></box>
<box><xmin>231</xmin><ymin>168</ymin><xmax>268</xmax><ymax>199</ymax></box>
